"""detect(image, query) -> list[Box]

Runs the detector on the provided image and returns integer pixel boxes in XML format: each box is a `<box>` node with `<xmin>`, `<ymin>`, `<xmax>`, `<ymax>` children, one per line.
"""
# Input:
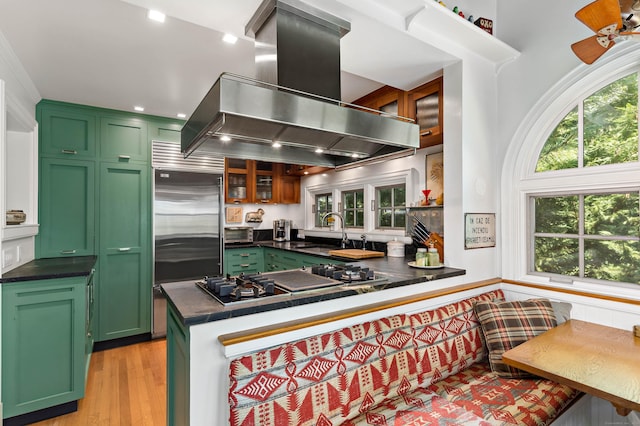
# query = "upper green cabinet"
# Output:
<box><xmin>38</xmin><ymin>104</ymin><xmax>97</xmax><ymax>158</ymax></box>
<box><xmin>100</xmin><ymin>117</ymin><xmax>148</xmax><ymax>163</ymax></box>
<box><xmin>148</xmin><ymin>121</ymin><xmax>183</xmax><ymax>143</ymax></box>
<box><xmin>37</xmin><ymin>158</ymin><xmax>95</xmax><ymax>258</ymax></box>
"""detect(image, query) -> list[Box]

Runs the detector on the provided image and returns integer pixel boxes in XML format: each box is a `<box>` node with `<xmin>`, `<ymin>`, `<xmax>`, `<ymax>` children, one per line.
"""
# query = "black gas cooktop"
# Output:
<box><xmin>196</xmin><ymin>264</ymin><xmax>383</xmax><ymax>305</ymax></box>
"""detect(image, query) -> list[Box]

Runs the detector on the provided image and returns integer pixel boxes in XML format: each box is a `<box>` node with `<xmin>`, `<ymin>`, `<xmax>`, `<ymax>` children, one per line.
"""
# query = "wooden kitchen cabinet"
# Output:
<box><xmin>224</xmin><ymin>159</ymin><xmax>301</xmax><ymax>204</ymax></box>
<box><xmin>37</xmin><ymin>158</ymin><xmax>96</xmax><ymax>258</ymax></box>
<box><xmin>97</xmin><ymin>162</ymin><xmax>151</xmax><ymax>341</ymax></box>
<box><xmin>407</xmin><ymin>77</ymin><xmax>443</xmax><ymax>148</ymax></box>
<box><xmin>352</xmin><ymin>85</ymin><xmax>407</xmax><ymax>118</ymax></box>
<box><xmin>2</xmin><ymin>276</ymin><xmax>88</xmax><ymax>419</ymax></box>
<box><xmin>352</xmin><ymin>76</ymin><xmax>443</xmax><ymax>149</ymax></box>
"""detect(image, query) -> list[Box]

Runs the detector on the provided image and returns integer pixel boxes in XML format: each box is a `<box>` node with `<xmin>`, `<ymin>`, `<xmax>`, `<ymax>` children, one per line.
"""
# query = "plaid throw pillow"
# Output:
<box><xmin>474</xmin><ymin>299</ymin><xmax>557</xmax><ymax>378</ymax></box>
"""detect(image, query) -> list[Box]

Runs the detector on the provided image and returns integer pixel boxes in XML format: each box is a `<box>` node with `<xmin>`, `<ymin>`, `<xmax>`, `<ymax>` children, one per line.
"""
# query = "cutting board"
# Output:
<box><xmin>328</xmin><ymin>249</ymin><xmax>385</xmax><ymax>259</ymax></box>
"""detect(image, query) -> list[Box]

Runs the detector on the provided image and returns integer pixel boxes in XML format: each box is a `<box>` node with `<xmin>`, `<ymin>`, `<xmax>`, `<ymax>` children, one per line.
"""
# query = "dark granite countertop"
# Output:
<box><xmin>0</xmin><ymin>256</ymin><xmax>97</xmax><ymax>283</ymax></box>
<box><xmin>163</xmin><ymin>242</ymin><xmax>465</xmax><ymax>326</ymax></box>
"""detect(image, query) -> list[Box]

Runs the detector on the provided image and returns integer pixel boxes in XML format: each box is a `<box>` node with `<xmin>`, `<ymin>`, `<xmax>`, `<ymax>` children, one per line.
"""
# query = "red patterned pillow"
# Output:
<box><xmin>473</xmin><ymin>299</ymin><xmax>557</xmax><ymax>378</ymax></box>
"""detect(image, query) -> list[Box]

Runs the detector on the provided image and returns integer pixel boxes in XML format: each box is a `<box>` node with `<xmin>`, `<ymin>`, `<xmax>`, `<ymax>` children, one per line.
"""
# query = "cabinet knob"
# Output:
<box><xmin>61</xmin><ymin>149</ymin><xmax>78</xmax><ymax>155</ymax></box>
<box><xmin>61</xmin><ymin>249</ymin><xmax>77</xmax><ymax>254</ymax></box>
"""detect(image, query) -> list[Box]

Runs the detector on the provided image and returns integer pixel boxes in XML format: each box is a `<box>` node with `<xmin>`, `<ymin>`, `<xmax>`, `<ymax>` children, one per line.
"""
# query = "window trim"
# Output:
<box><xmin>304</xmin><ymin>168</ymin><xmax>416</xmax><ymax>239</ymax></box>
<box><xmin>502</xmin><ymin>45</ymin><xmax>640</xmax><ymax>297</ymax></box>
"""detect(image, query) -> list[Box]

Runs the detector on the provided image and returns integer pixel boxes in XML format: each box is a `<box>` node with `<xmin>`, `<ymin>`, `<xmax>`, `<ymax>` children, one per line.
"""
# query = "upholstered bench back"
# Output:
<box><xmin>228</xmin><ymin>289</ymin><xmax>504</xmax><ymax>426</ymax></box>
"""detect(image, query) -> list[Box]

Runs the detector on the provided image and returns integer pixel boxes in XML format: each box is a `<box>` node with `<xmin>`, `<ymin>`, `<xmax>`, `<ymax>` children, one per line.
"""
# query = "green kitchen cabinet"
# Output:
<box><xmin>100</xmin><ymin>116</ymin><xmax>148</xmax><ymax>163</ymax></box>
<box><xmin>96</xmin><ymin>162</ymin><xmax>151</xmax><ymax>341</ymax></box>
<box><xmin>167</xmin><ymin>303</ymin><xmax>190</xmax><ymax>426</ymax></box>
<box><xmin>2</xmin><ymin>276</ymin><xmax>88</xmax><ymax>418</ymax></box>
<box><xmin>148</xmin><ymin>121</ymin><xmax>183</xmax><ymax>143</ymax></box>
<box><xmin>225</xmin><ymin>247</ymin><xmax>264</xmax><ymax>275</ymax></box>
<box><xmin>38</xmin><ymin>102</ymin><xmax>97</xmax><ymax>158</ymax></box>
<box><xmin>37</xmin><ymin>158</ymin><xmax>96</xmax><ymax>258</ymax></box>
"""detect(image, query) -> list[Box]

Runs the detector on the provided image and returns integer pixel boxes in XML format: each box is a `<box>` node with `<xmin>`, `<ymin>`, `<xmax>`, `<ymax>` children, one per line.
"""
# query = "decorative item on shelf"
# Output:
<box><xmin>421</xmin><ymin>189</ymin><xmax>431</xmax><ymax>206</ymax></box>
<box><xmin>634</xmin><ymin>325</ymin><xmax>640</xmax><ymax>338</ymax></box>
<box><xmin>226</xmin><ymin>206</ymin><xmax>243</xmax><ymax>224</ymax></box>
<box><xmin>452</xmin><ymin>6</ymin><xmax>464</xmax><ymax>18</ymax></box>
<box><xmin>468</xmin><ymin>15</ymin><xmax>474</xmax><ymax>22</ymax></box>
<box><xmin>474</xmin><ymin>17</ymin><xmax>493</xmax><ymax>34</ymax></box>
<box><xmin>245</xmin><ymin>208</ymin><xmax>265</xmax><ymax>223</ymax></box>
<box><xmin>426</xmin><ymin>152</ymin><xmax>444</xmax><ymax>205</ymax></box>
<box><xmin>6</xmin><ymin>210</ymin><xmax>26</xmax><ymax>225</ymax></box>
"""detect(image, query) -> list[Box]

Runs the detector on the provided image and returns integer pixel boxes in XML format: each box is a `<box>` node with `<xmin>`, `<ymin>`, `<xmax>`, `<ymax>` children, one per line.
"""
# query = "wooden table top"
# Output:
<box><xmin>502</xmin><ymin>319</ymin><xmax>640</xmax><ymax>415</ymax></box>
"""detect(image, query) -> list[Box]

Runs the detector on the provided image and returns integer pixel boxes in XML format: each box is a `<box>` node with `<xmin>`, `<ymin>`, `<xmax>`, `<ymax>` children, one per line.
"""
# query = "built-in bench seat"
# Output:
<box><xmin>228</xmin><ymin>290</ymin><xmax>580</xmax><ymax>425</ymax></box>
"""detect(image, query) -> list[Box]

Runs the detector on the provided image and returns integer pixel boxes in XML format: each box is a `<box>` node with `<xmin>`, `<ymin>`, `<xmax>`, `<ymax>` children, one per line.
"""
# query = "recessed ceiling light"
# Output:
<box><xmin>321</xmin><ymin>173</ymin><xmax>328</xmax><ymax>177</ymax></box>
<box><xmin>223</xmin><ymin>33</ymin><xmax>238</xmax><ymax>44</ymax></box>
<box><xmin>177</xmin><ymin>113</ymin><xmax>186</xmax><ymax>119</ymax></box>
<box><xmin>315</xmin><ymin>148</ymin><xmax>324</xmax><ymax>153</ymax></box>
<box><xmin>220</xmin><ymin>135</ymin><xmax>231</xmax><ymax>142</ymax></box>
<box><xmin>272</xmin><ymin>142</ymin><xmax>282</xmax><ymax>148</ymax></box>
<box><xmin>147</xmin><ymin>9</ymin><xmax>166</xmax><ymax>23</ymax></box>
<box><xmin>134</xmin><ymin>106</ymin><xmax>144</xmax><ymax>112</ymax></box>
<box><xmin>303</xmin><ymin>171</ymin><xmax>309</xmax><ymax>175</ymax></box>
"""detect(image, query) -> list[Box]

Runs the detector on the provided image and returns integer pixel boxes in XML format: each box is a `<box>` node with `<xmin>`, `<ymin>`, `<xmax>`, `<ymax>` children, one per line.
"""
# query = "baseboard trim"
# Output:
<box><xmin>93</xmin><ymin>333</ymin><xmax>151</xmax><ymax>352</ymax></box>
<box><xmin>3</xmin><ymin>400</ymin><xmax>77</xmax><ymax>426</ymax></box>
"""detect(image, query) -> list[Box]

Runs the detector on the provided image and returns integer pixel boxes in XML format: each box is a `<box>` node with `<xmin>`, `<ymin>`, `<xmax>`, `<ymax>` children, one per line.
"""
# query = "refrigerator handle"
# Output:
<box><xmin>218</xmin><ymin>175</ymin><xmax>224</xmax><ymax>275</ymax></box>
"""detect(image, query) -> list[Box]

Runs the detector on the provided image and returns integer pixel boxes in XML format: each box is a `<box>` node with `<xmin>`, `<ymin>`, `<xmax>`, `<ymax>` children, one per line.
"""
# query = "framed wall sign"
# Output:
<box><xmin>464</xmin><ymin>213</ymin><xmax>496</xmax><ymax>249</ymax></box>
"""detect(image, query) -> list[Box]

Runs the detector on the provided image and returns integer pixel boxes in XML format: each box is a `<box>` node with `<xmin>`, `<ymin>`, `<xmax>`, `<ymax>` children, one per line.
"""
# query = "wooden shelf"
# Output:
<box><xmin>407</xmin><ymin>4</ymin><xmax>520</xmax><ymax>68</ymax></box>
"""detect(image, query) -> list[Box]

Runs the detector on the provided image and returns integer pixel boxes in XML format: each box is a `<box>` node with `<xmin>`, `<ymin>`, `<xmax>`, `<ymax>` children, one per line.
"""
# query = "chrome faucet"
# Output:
<box><xmin>360</xmin><ymin>234</ymin><xmax>367</xmax><ymax>250</ymax></box>
<box><xmin>322</xmin><ymin>212</ymin><xmax>348</xmax><ymax>249</ymax></box>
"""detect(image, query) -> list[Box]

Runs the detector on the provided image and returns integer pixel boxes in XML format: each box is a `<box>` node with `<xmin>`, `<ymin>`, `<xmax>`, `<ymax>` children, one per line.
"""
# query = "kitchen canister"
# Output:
<box><xmin>387</xmin><ymin>239</ymin><xmax>405</xmax><ymax>257</ymax></box>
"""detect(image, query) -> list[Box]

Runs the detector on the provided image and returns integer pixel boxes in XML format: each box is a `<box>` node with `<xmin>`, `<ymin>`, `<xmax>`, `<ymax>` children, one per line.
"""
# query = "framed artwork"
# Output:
<box><xmin>425</xmin><ymin>151</ymin><xmax>444</xmax><ymax>204</ymax></box>
<box><xmin>226</xmin><ymin>206</ymin><xmax>243</xmax><ymax>224</ymax></box>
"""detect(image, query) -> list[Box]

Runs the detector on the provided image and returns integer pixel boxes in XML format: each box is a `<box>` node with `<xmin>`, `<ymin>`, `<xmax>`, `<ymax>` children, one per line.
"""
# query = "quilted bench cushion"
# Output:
<box><xmin>408</xmin><ymin>290</ymin><xmax>504</xmax><ymax>386</ymax></box>
<box><xmin>427</xmin><ymin>362</ymin><xmax>581</xmax><ymax>426</ymax></box>
<box><xmin>229</xmin><ymin>313</ymin><xmax>419</xmax><ymax>426</ymax></box>
<box><xmin>342</xmin><ymin>387</ymin><xmax>492</xmax><ymax>426</ymax></box>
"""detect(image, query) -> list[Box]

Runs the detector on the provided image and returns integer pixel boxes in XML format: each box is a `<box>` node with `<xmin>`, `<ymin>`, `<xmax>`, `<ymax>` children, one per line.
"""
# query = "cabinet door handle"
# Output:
<box><xmin>61</xmin><ymin>249</ymin><xmax>77</xmax><ymax>254</ymax></box>
<box><xmin>118</xmin><ymin>155</ymin><xmax>131</xmax><ymax>160</ymax></box>
<box><xmin>260</xmin><ymin>199</ymin><xmax>269</xmax><ymax>203</ymax></box>
<box><xmin>240</xmin><ymin>253</ymin><xmax>250</xmax><ymax>257</ymax></box>
<box><xmin>118</xmin><ymin>247</ymin><xmax>131</xmax><ymax>252</ymax></box>
<box><xmin>240</xmin><ymin>263</ymin><xmax>250</xmax><ymax>268</ymax></box>
<box><xmin>61</xmin><ymin>149</ymin><xmax>78</xmax><ymax>155</ymax></box>
<box><xmin>420</xmin><ymin>130</ymin><xmax>432</xmax><ymax>136</ymax></box>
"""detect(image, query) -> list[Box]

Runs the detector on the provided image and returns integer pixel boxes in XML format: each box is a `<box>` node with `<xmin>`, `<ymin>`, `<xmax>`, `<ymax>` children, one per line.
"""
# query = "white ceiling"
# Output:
<box><xmin>0</xmin><ymin>0</ymin><xmax>458</xmax><ymax>121</ymax></box>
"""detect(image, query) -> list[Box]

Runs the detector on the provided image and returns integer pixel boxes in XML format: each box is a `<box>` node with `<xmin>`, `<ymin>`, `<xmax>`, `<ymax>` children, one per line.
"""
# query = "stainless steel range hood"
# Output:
<box><xmin>181</xmin><ymin>0</ymin><xmax>419</xmax><ymax>168</ymax></box>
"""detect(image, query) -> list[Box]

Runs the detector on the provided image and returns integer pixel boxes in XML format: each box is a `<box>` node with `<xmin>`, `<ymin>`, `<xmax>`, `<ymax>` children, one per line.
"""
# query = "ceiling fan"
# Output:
<box><xmin>572</xmin><ymin>0</ymin><xmax>640</xmax><ymax>64</ymax></box>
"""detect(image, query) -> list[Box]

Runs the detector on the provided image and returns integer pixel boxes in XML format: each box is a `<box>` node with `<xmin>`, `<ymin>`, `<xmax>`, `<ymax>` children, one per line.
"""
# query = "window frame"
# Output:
<box><xmin>503</xmin><ymin>56</ymin><xmax>640</xmax><ymax>296</ymax></box>
<box><xmin>374</xmin><ymin>183</ymin><xmax>407</xmax><ymax>230</ymax></box>
<box><xmin>304</xmin><ymin>168</ymin><xmax>415</xmax><ymax>239</ymax></box>
<box><xmin>313</xmin><ymin>192</ymin><xmax>333</xmax><ymax>228</ymax></box>
<box><xmin>342</xmin><ymin>188</ymin><xmax>365</xmax><ymax>228</ymax></box>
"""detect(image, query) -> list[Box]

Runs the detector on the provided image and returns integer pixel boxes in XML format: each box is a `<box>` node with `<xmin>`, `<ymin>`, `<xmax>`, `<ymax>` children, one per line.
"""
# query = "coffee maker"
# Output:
<box><xmin>273</xmin><ymin>219</ymin><xmax>291</xmax><ymax>242</ymax></box>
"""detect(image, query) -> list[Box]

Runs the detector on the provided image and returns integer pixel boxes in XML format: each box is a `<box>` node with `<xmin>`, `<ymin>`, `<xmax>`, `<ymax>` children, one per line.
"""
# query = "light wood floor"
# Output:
<box><xmin>33</xmin><ymin>339</ymin><xmax>167</xmax><ymax>426</ymax></box>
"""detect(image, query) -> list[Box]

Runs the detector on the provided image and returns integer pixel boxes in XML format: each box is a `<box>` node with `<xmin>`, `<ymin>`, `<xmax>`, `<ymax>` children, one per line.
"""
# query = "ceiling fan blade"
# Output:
<box><xmin>575</xmin><ymin>0</ymin><xmax>622</xmax><ymax>33</ymax></box>
<box><xmin>571</xmin><ymin>35</ymin><xmax>614</xmax><ymax>64</ymax></box>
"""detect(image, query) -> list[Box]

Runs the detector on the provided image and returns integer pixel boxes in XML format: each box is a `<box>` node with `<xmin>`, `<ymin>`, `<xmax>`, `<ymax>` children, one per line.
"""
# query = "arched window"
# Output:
<box><xmin>502</xmin><ymin>47</ymin><xmax>640</xmax><ymax>293</ymax></box>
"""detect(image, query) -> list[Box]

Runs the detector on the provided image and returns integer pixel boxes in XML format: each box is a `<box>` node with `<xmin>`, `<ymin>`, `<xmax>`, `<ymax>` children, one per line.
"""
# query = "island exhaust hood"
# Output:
<box><xmin>181</xmin><ymin>0</ymin><xmax>419</xmax><ymax>168</ymax></box>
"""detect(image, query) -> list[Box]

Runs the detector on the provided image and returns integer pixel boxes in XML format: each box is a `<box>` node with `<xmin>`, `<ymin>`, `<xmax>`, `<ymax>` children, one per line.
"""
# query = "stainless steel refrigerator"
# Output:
<box><xmin>153</xmin><ymin>169</ymin><xmax>223</xmax><ymax>337</ymax></box>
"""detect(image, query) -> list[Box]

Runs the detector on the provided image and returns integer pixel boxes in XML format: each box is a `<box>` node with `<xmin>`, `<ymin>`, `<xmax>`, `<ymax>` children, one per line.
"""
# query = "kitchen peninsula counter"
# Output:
<box><xmin>162</xmin><ymin>242</ymin><xmax>464</xmax><ymax>326</ymax></box>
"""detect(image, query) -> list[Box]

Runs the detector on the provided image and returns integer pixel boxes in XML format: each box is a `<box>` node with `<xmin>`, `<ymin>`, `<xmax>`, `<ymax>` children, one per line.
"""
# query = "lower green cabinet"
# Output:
<box><xmin>167</xmin><ymin>303</ymin><xmax>189</xmax><ymax>426</ymax></box>
<box><xmin>2</xmin><ymin>276</ymin><xmax>90</xmax><ymax>419</ymax></box>
<box><xmin>225</xmin><ymin>247</ymin><xmax>264</xmax><ymax>275</ymax></box>
<box><xmin>96</xmin><ymin>162</ymin><xmax>150</xmax><ymax>341</ymax></box>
